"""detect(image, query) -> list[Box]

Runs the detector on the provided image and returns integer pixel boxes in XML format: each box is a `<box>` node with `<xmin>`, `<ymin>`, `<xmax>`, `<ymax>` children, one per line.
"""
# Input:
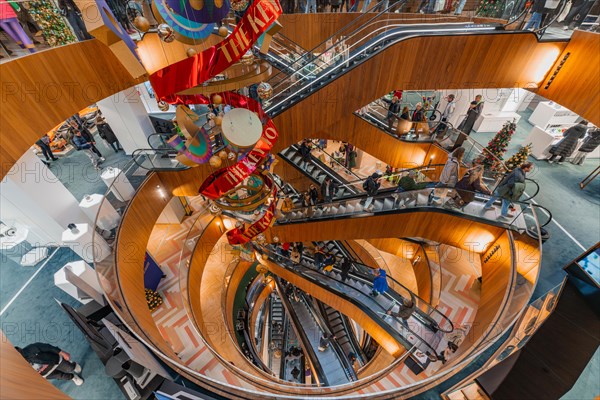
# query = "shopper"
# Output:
<box><xmin>291</xmin><ymin>366</ymin><xmax>301</xmax><ymax>381</ymax></box>
<box><xmin>484</xmin><ymin>162</ymin><xmax>533</xmax><ymax>219</ymax></box>
<box><xmin>449</xmin><ymin>165</ymin><xmax>491</xmax><ymax>208</ymax></box>
<box><xmin>323</xmin><ymin>253</ymin><xmax>336</xmax><ymax>273</ymax></box>
<box><xmin>572</xmin><ymin>127</ymin><xmax>600</xmax><ymax>165</ymax></box>
<box><xmin>321</xmin><ymin>176</ymin><xmax>338</xmax><ymax>206</ymax></box>
<box><xmin>370</xmin><ymin>268</ymin><xmax>388</xmax><ymax>297</ymax></box>
<box><xmin>395</xmin><ymin>169</ymin><xmax>425</xmax><ymax>207</ymax></box>
<box><xmin>429</xmin><ymin>147</ymin><xmax>465</xmax><ymax>206</ymax></box>
<box><xmin>434</xmin><ymin>94</ymin><xmax>456</xmax><ymax>139</ymax></box>
<box><xmin>331</xmin><ymin>0</ymin><xmax>341</xmax><ymax>11</ymax></box>
<box><xmin>96</xmin><ymin>116</ymin><xmax>122</xmax><ymax>152</ymax></box>
<box><xmin>412</xmin><ymin>103</ymin><xmax>427</xmax><ymax>139</ymax></box>
<box><xmin>305</xmin><ymin>0</ymin><xmax>317</xmax><ymax>12</ymax></box>
<box><xmin>308</xmin><ymin>184</ymin><xmax>319</xmax><ymax>207</ymax></box>
<box><xmin>400</xmin><ymin>106</ymin><xmax>410</xmax><ymax>120</ymax></box>
<box><xmin>296</xmin><ymin>242</ymin><xmax>304</xmax><ymax>263</ymax></box>
<box><xmin>524</xmin><ymin>0</ymin><xmax>546</xmax><ymax>30</ymax></box>
<box><xmin>340</xmin><ymin>257</ymin><xmax>352</xmax><ymax>282</ymax></box>
<box><xmin>314</xmin><ymin>245</ymin><xmax>326</xmax><ymax>269</ymax></box>
<box><xmin>387</xmin><ymin>293</ymin><xmax>416</xmax><ymax>328</ymax></box>
<box><xmin>453</xmin><ymin>95</ymin><xmax>484</xmax><ymax>150</ymax></box>
<box><xmin>35</xmin><ymin>134</ymin><xmax>58</xmax><ymax>162</ymax></box>
<box><xmin>16</xmin><ymin>342</ymin><xmax>84</xmax><ymax>385</ymax></box>
<box><xmin>363</xmin><ymin>172</ymin><xmax>381</xmax><ymax>211</ymax></box>
<box><xmin>73</xmin><ymin>130</ymin><xmax>103</xmax><ymax>169</ymax></box>
<box><xmin>58</xmin><ymin>0</ymin><xmax>92</xmax><ymax>41</ymax></box>
<box><xmin>547</xmin><ymin>120</ymin><xmax>588</xmax><ymax>164</ymax></box>
<box><xmin>382</xmin><ymin>96</ymin><xmax>401</xmax><ymax>132</ymax></box>
<box><xmin>318</xmin><ymin>333</ymin><xmax>333</xmax><ymax>351</ymax></box>
<box><xmin>299</xmin><ymin>139</ymin><xmax>312</xmax><ymax>169</ymax></box>
<box><xmin>290</xmin><ymin>245</ymin><xmax>301</xmax><ymax>265</ymax></box>
<box><xmin>70</xmin><ymin>120</ymin><xmax>104</xmax><ymax>159</ymax></box>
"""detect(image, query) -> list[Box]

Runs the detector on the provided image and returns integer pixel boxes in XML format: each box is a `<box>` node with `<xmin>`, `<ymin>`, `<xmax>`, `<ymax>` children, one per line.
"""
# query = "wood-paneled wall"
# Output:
<box><xmin>0</xmin><ymin>40</ymin><xmax>142</xmax><ymax>177</ymax></box>
<box><xmin>0</xmin><ymin>331</ymin><xmax>69</xmax><ymax>400</ymax></box>
<box><xmin>273</xmin><ymin>34</ymin><xmax>567</xmax><ymax>158</ymax></box>
<box><xmin>278</xmin><ymin>13</ymin><xmax>505</xmax><ymax>51</ymax></box>
<box><xmin>268</xmin><ymin>211</ymin><xmax>504</xmax><ymax>253</ymax></box>
<box><xmin>535</xmin><ymin>30</ymin><xmax>600</xmax><ymax>127</ymax></box>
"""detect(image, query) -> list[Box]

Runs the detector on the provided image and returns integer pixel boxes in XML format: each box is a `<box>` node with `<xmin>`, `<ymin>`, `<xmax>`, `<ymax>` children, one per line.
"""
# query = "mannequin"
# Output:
<box><xmin>0</xmin><ymin>0</ymin><xmax>36</xmax><ymax>53</ymax></box>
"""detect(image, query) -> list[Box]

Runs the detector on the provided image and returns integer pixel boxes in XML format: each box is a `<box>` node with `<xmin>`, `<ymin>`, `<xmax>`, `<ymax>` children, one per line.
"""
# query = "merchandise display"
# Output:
<box><xmin>26</xmin><ymin>0</ymin><xmax>76</xmax><ymax>46</ymax></box>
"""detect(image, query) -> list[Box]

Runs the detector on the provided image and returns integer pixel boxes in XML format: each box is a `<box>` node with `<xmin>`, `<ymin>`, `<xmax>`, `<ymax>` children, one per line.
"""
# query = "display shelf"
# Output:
<box><xmin>473</xmin><ymin>112</ymin><xmax>521</xmax><ymax>133</ymax></box>
<box><xmin>528</xmin><ymin>101</ymin><xmax>579</xmax><ymax>130</ymax></box>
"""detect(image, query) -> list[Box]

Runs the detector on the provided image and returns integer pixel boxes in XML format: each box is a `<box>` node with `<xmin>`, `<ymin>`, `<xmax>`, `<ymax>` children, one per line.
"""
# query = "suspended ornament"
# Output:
<box><xmin>218</xmin><ymin>25</ymin><xmax>229</xmax><ymax>37</ymax></box>
<box><xmin>189</xmin><ymin>0</ymin><xmax>204</xmax><ymax>10</ymax></box>
<box><xmin>214</xmin><ymin>116</ymin><xmax>223</xmax><ymax>126</ymax></box>
<box><xmin>240</xmin><ymin>50</ymin><xmax>254</xmax><ymax>65</ymax></box>
<box><xmin>230</xmin><ymin>0</ymin><xmax>249</xmax><ymax>11</ymax></box>
<box><xmin>208</xmin><ymin>202</ymin><xmax>222</xmax><ymax>215</ymax></box>
<box><xmin>209</xmin><ymin>155</ymin><xmax>222</xmax><ymax>168</ymax></box>
<box><xmin>158</xmin><ymin>100</ymin><xmax>170</xmax><ymax>111</ymax></box>
<box><xmin>272</xmin><ymin>235</ymin><xmax>280</xmax><ymax>243</ymax></box>
<box><xmin>257</xmin><ymin>82</ymin><xmax>273</xmax><ymax>100</ymax></box>
<box><xmin>212</xmin><ymin>94</ymin><xmax>223</xmax><ymax>104</ymax></box>
<box><xmin>255</xmin><ymin>233</ymin><xmax>266</xmax><ymax>245</ymax></box>
<box><xmin>235</xmin><ymin>221</ymin><xmax>244</xmax><ymax>228</ymax></box>
<box><xmin>228</xmin><ymin>152</ymin><xmax>236</xmax><ymax>160</ymax></box>
<box><xmin>218</xmin><ymin>150</ymin><xmax>228</xmax><ymax>159</ymax></box>
<box><xmin>133</xmin><ymin>16</ymin><xmax>150</xmax><ymax>32</ymax></box>
<box><xmin>153</xmin><ymin>0</ymin><xmax>217</xmax><ymax>44</ymax></box>
<box><xmin>161</xmin><ymin>0</ymin><xmax>229</xmax><ymax>25</ymax></box>
<box><xmin>157</xmin><ymin>23</ymin><xmax>176</xmax><ymax>43</ymax></box>
<box><xmin>186</xmin><ymin>48</ymin><xmax>198</xmax><ymax>57</ymax></box>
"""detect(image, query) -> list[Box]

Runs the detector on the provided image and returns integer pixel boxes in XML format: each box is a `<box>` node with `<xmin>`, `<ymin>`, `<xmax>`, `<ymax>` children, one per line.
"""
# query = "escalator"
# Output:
<box><xmin>279</xmin><ymin>317</ymin><xmax>305</xmax><ymax>383</ymax></box>
<box><xmin>268</xmin><ymin>293</ymin><xmax>285</xmax><ymax>373</ymax></box>
<box><xmin>317</xmin><ymin>302</ymin><xmax>367</xmax><ymax>367</ymax></box>
<box><xmin>263</xmin><ymin>247</ymin><xmax>448</xmax><ymax>361</ymax></box>
<box><xmin>276</xmin><ymin>279</ymin><xmax>356</xmax><ymax>386</ymax></box>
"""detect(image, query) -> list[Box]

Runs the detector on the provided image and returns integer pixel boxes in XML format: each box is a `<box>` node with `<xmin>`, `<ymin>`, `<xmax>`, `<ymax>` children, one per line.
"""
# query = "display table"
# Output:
<box><xmin>54</xmin><ymin>260</ymin><xmax>105</xmax><ymax>304</ymax></box>
<box><xmin>79</xmin><ymin>194</ymin><xmax>120</xmax><ymax>231</ymax></box>
<box><xmin>61</xmin><ymin>223</ymin><xmax>111</xmax><ymax>263</ymax></box>
<box><xmin>528</xmin><ymin>101</ymin><xmax>579</xmax><ymax>130</ymax></box>
<box><xmin>101</xmin><ymin>167</ymin><xmax>135</xmax><ymax>202</ymax></box>
<box><xmin>473</xmin><ymin>112</ymin><xmax>521</xmax><ymax>133</ymax></box>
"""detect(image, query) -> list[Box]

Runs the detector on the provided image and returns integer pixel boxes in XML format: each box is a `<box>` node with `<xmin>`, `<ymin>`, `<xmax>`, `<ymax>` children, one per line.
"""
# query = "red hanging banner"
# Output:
<box><xmin>149</xmin><ymin>0</ymin><xmax>282</xmax><ymax>102</ymax></box>
<box><xmin>226</xmin><ymin>190</ymin><xmax>278</xmax><ymax>245</ymax></box>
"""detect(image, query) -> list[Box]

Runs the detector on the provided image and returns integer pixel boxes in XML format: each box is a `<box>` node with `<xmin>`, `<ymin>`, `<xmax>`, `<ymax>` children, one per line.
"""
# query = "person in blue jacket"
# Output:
<box><xmin>370</xmin><ymin>268</ymin><xmax>388</xmax><ymax>297</ymax></box>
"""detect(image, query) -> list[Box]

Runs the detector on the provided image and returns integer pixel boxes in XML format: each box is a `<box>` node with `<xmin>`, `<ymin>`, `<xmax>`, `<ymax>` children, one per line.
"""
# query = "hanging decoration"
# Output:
<box><xmin>149</xmin><ymin>0</ymin><xmax>282</xmax><ymax>103</ymax></box>
<box><xmin>226</xmin><ymin>187</ymin><xmax>278</xmax><ymax>245</ymax></box>
<box><xmin>133</xmin><ymin>16</ymin><xmax>151</xmax><ymax>32</ymax></box>
<box><xmin>152</xmin><ymin>0</ymin><xmax>215</xmax><ymax>44</ymax></box>
<box><xmin>157</xmin><ymin>23</ymin><xmax>176</xmax><ymax>42</ymax></box>
<box><xmin>26</xmin><ymin>0</ymin><xmax>77</xmax><ymax>47</ymax></box>
<box><xmin>257</xmin><ymin>82</ymin><xmax>273</xmax><ymax>100</ymax></box>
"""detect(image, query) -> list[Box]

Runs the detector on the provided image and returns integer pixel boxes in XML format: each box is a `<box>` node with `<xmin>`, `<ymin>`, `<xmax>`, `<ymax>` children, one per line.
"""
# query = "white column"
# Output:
<box><xmin>0</xmin><ymin>151</ymin><xmax>93</xmax><ymax>247</ymax></box>
<box><xmin>96</xmin><ymin>86</ymin><xmax>155</xmax><ymax>154</ymax></box>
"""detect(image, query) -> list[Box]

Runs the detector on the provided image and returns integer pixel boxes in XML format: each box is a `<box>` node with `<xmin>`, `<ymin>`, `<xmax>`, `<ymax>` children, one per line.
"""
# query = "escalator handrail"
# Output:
<box><xmin>129</xmin><ymin>148</ymin><xmax>189</xmax><ymax>171</ymax></box>
<box><xmin>274</xmin><ymin>277</ymin><xmax>329</xmax><ymax>386</ymax></box>
<box><xmin>309</xmin><ymin>244</ymin><xmax>454</xmax><ymax>333</ymax></box>
<box><xmin>259</xmin><ymin>246</ymin><xmax>442</xmax><ymax>360</ymax></box>
<box><xmin>317</xmin><ymin>301</ymin><xmax>368</xmax><ymax>365</ymax></box>
<box><xmin>266</xmin><ymin>0</ymin><xmax>410</xmax><ymax>84</ymax></box>
<box><xmin>299</xmin><ymin>293</ymin><xmax>358</xmax><ymax>382</ymax></box>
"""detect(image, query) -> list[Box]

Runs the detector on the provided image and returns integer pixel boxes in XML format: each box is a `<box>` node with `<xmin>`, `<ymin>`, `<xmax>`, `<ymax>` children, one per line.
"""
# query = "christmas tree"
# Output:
<box><xmin>505</xmin><ymin>144</ymin><xmax>532</xmax><ymax>172</ymax></box>
<box><xmin>27</xmin><ymin>0</ymin><xmax>77</xmax><ymax>47</ymax></box>
<box><xmin>477</xmin><ymin>120</ymin><xmax>516</xmax><ymax>171</ymax></box>
<box><xmin>476</xmin><ymin>0</ymin><xmax>503</xmax><ymax>17</ymax></box>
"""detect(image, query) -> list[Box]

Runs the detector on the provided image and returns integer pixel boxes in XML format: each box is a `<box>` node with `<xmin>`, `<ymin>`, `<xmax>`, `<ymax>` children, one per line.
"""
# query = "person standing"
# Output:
<box><xmin>548</xmin><ymin>120</ymin><xmax>588</xmax><ymax>164</ymax></box>
<box><xmin>299</xmin><ymin>139</ymin><xmax>312</xmax><ymax>169</ymax></box>
<box><xmin>318</xmin><ymin>333</ymin><xmax>333</xmax><ymax>351</ymax></box>
<box><xmin>434</xmin><ymin>94</ymin><xmax>456</xmax><ymax>139</ymax></box>
<box><xmin>331</xmin><ymin>0</ymin><xmax>341</xmax><ymax>11</ymax></box>
<box><xmin>16</xmin><ymin>343</ymin><xmax>84</xmax><ymax>385</ymax></box>
<box><xmin>571</xmin><ymin>127</ymin><xmax>600</xmax><ymax>165</ymax></box>
<box><xmin>412</xmin><ymin>103</ymin><xmax>427</xmax><ymax>139</ymax></box>
<box><xmin>387</xmin><ymin>293</ymin><xmax>416</xmax><ymax>328</ymax></box>
<box><xmin>308</xmin><ymin>184</ymin><xmax>319</xmax><ymax>207</ymax></box>
<box><xmin>453</xmin><ymin>95</ymin><xmax>484</xmax><ymax>150</ymax></box>
<box><xmin>314</xmin><ymin>245</ymin><xmax>326</xmax><ymax>269</ymax></box>
<box><xmin>363</xmin><ymin>172</ymin><xmax>381</xmax><ymax>211</ymax></box>
<box><xmin>305</xmin><ymin>0</ymin><xmax>317</xmax><ymax>12</ymax></box>
<box><xmin>321</xmin><ymin>176</ymin><xmax>338</xmax><ymax>207</ymax></box>
<box><xmin>72</xmin><ymin>130</ymin><xmax>103</xmax><ymax>169</ymax></box>
<box><xmin>382</xmin><ymin>96</ymin><xmax>401</xmax><ymax>133</ymax></box>
<box><xmin>291</xmin><ymin>366</ymin><xmax>301</xmax><ymax>381</ymax></box>
<box><xmin>58</xmin><ymin>0</ymin><xmax>92</xmax><ymax>41</ymax></box>
<box><xmin>70</xmin><ymin>120</ymin><xmax>104</xmax><ymax>159</ymax></box>
<box><xmin>370</xmin><ymin>268</ymin><xmax>388</xmax><ymax>297</ymax></box>
<box><xmin>35</xmin><ymin>134</ymin><xmax>58</xmax><ymax>162</ymax></box>
<box><xmin>484</xmin><ymin>162</ymin><xmax>533</xmax><ymax>219</ymax></box>
<box><xmin>524</xmin><ymin>0</ymin><xmax>546</xmax><ymax>30</ymax></box>
<box><xmin>96</xmin><ymin>116</ymin><xmax>122</xmax><ymax>153</ymax></box>
<box><xmin>429</xmin><ymin>147</ymin><xmax>465</xmax><ymax>206</ymax></box>
<box><xmin>340</xmin><ymin>257</ymin><xmax>352</xmax><ymax>282</ymax></box>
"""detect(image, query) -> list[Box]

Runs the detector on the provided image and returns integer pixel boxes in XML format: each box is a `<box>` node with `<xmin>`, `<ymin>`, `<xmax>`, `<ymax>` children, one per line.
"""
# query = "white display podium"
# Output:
<box><xmin>61</xmin><ymin>223</ymin><xmax>111</xmax><ymax>263</ymax></box>
<box><xmin>54</xmin><ymin>260</ymin><xmax>105</xmax><ymax>305</ymax></box>
<box><xmin>101</xmin><ymin>167</ymin><xmax>135</xmax><ymax>202</ymax></box>
<box><xmin>528</xmin><ymin>102</ymin><xmax>579</xmax><ymax>130</ymax></box>
<box><xmin>525</xmin><ymin>126</ymin><xmax>556</xmax><ymax>160</ymax></box>
<box><xmin>79</xmin><ymin>194</ymin><xmax>120</xmax><ymax>231</ymax></box>
<box><xmin>473</xmin><ymin>112</ymin><xmax>521</xmax><ymax>133</ymax></box>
